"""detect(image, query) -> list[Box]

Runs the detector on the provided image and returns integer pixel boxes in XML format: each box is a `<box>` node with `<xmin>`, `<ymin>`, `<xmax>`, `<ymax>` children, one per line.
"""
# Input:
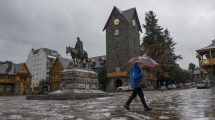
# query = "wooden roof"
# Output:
<box><xmin>197</xmin><ymin>40</ymin><xmax>215</xmax><ymax>52</ymax></box>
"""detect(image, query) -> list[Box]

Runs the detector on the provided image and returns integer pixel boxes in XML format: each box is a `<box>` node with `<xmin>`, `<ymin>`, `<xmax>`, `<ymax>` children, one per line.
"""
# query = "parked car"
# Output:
<box><xmin>197</xmin><ymin>81</ymin><xmax>210</xmax><ymax>89</ymax></box>
<box><xmin>191</xmin><ymin>82</ymin><xmax>197</xmax><ymax>87</ymax></box>
<box><xmin>168</xmin><ymin>84</ymin><xmax>176</xmax><ymax>89</ymax></box>
<box><xmin>159</xmin><ymin>86</ymin><xmax>167</xmax><ymax>91</ymax></box>
<box><xmin>117</xmin><ymin>84</ymin><xmax>132</xmax><ymax>92</ymax></box>
<box><xmin>184</xmin><ymin>83</ymin><xmax>192</xmax><ymax>87</ymax></box>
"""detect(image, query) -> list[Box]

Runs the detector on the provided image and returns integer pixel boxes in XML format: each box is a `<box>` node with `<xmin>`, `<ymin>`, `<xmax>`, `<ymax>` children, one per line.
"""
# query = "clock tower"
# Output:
<box><xmin>103</xmin><ymin>6</ymin><xmax>142</xmax><ymax>91</ymax></box>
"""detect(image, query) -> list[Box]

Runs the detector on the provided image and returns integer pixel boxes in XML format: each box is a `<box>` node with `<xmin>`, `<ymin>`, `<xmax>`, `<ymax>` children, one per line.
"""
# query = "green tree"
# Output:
<box><xmin>188</xmin><ymin>63</ymin><xmax>196</xmax><ymax>73</ymax></box>
<box><xmin>142</xmin><ymin>11</ymin><xmax>186</xmax><ymax>84</ymax></box>
<box><xmin>142</xmin><ymin>11</ymin><xmax>164</xmax><ymax>61</ymax></box>
<box><xmin>97</xmin><ymin>68</ymin><xmax>108</xmax><ymax>91</ymax></box>
<box><xmin>170</xmin><ymin>64</ymin><xmax>192</xmax><ymax>84</ymax></box>
<box><xmin>163</xmin><ymin>29</ymin><xmax>182</xmax><ymax>61</ymax></box>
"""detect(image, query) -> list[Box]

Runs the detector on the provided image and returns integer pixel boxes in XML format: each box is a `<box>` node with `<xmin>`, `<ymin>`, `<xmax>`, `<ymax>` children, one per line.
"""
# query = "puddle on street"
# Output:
<box><xmin>0</xmin><ymin>88</ymin><xmax>215</xmax><ymax>120</ymax></box>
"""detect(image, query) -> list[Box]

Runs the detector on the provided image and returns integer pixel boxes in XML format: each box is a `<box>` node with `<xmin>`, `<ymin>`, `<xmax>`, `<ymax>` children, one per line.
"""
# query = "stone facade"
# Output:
<box><xmin>60</xmin><ymin>69</ymin><xmax>99</xmax><ymax>91</ymax></box>
<box><xmin>27</xmin><ymin>68</ymin><xmax>108</xmax><ymax>100</ymax></box>
<box><xmin>103</xmin><ymin>6</ymin><xmax>142</xmax><ymax>91</ymax></box>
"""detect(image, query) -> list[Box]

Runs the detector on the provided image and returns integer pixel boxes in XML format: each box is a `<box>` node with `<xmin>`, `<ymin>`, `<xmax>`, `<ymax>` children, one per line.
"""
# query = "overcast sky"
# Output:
<box><xmin>0</xmin><ymin>0</ymin><xmax>215</xmax><ymax>69</ymax></box>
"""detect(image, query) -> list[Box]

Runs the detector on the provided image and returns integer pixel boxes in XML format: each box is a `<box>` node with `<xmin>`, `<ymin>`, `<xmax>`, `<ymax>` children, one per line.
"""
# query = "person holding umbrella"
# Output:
<box><xmin>124</xmin><ymin>63</ymin><xmax>152</xmax><ymax>111</ymax></box>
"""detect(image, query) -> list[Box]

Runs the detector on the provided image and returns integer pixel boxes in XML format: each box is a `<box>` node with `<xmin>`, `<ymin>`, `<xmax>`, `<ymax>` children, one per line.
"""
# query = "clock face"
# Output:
<box><xmin>113</xmin><ymin>19</ymin><xmax>120</xmax><ymax>25</ymax></box>
<box><xmin>132</xmin><ymin>19</ymin><xmax>136</xmax><ymax>26</ymax></box>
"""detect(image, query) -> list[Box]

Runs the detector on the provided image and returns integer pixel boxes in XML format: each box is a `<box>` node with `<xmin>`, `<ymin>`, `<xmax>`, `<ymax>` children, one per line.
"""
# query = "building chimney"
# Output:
<box><xmin>5</xmin><ymin>61</ymin><xmax>13</xmax><ymax>73</ymax></box>
<box><xmin>212</xmin><ymin>39</ymin><xmax>215</xmax><ymax>44</ymax></box>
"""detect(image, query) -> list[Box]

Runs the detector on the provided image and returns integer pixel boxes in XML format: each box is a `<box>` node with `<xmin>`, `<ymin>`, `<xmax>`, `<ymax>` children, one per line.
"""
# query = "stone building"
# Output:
<box><xmin>0</xmin><ymin>61</ymin><xmax>32</xmax><ymax>95</ymax></box>
<box><xmin>26</xmin><ymin>48</ymin><xmax>61</xmax><ymax>88</ymax></box>
<box><xmin>103</xmin><ymin>6</ymin><xmax>142</xmax><ymax>91</ymax></box>
<box><xmin>49</xmin><ymin>57</ymin><xmax>71</xmax><ymax>92</ymax></box>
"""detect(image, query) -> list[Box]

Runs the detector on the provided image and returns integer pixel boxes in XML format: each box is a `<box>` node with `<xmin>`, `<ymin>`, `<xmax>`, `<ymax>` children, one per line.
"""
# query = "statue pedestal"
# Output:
<box><xmin>26</xmin><ymin>68</ymin><xmax>110</xmax><ymax>100</ymax></box>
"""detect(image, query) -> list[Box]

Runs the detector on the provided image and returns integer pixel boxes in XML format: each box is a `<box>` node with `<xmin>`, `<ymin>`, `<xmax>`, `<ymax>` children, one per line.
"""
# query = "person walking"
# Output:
<box><xmin>124</xmin><ymin>63</ymin><xmax>152</xmax><ymax>111</ymax></box>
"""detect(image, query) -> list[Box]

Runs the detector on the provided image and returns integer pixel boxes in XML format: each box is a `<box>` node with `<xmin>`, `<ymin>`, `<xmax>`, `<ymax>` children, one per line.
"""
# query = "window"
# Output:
<box><xmin>114</xmin><ymin>30</ymin><xmax>119</xmax><ymax>36</ymax></box>
<box><xmin>8</xmin><ymin>76</ymin><xmax>12</xmax><ymax>80</ymax></box>
<box><xmin>0</xmin><ymin>75</ymin><xmax>3</xmax><ymax>79</ymax></box>
<box><xmin>4</xmin><ymin>75</ymin><xmax>8</xmax><ymax>80</ymax></box>
<box><xmin>0</xmin><ymin>87</ymin><xmax>3</xmax><ymax>92</ymax></box>
<box><xmin>21</xmin><ymin>77</ymin><xmax>27</xmax><ymax>81</ymax></box>
<box><xmin>115</xmin><ymin>67</ymin><xmax>120</xmax><ymax>72</ymax></box>
<box><xmin>6</xmin><ymin>87</ymin><xmax>11</xmax><ymax>92</ymax></box>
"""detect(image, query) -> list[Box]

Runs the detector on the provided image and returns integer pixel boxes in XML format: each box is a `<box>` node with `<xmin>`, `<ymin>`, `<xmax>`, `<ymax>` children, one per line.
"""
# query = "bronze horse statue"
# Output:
<box><xmin>66</xmin><ymin>46</ymin><xmax>89</xmax><ymax>68</ymax></box>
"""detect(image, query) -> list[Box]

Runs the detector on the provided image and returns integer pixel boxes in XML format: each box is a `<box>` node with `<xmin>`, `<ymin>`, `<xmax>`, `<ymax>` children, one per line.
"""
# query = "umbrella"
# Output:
<box><xmin>128</xmin><ymin>55</ymin><xmax>160</xmax><ymax>68</ymax></box>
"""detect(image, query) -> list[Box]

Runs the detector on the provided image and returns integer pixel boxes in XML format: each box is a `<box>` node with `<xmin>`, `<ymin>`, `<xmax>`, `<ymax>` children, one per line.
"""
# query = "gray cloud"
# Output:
<box><xmin>0</xmin><ymin>0</ymin><xmax>215</xmax><ymax>69</ymax></box>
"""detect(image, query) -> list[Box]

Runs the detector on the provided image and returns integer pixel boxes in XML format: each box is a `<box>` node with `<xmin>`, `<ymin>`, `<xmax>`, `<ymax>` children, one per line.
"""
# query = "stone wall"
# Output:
<box><xmin>106</xmin><ymin>77</ymin><xmax>129</xmax><ymax>92</ymax></box>
<box><xmin>105</xmin><ymin>8</ymin><xmax>140</xmax><ymax>92</ymax></box>
<box><xmin>26</xmin><ymin>68</ymin><xmax>109</xmax><ymax>100</ymax></box>
<box><xmin>106</xmin><ymin>11</ymin><xmax>130</xmax><ymax>72</ymax></box>
<box><xmin>60</xmin><ymin>69</ymin><xmax>99</xmax><ymax>90</ymax></box>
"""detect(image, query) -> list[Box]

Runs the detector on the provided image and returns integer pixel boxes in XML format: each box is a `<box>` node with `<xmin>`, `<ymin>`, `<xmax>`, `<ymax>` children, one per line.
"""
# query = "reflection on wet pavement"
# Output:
<box><xmin>0</xmin><ymin>88</ymin><xmax>215</xmax><ymax>120</ymax></box>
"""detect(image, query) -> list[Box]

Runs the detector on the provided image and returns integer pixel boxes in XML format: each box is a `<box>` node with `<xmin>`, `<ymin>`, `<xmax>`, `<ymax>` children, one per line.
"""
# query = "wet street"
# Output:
<box><xmin>0</xmin><ymin>88</ymin><xmax>215</xmax><ymax>120</ymax></box>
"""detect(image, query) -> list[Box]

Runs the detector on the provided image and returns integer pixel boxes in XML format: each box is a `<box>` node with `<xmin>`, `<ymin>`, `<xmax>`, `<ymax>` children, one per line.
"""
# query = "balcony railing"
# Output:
<box><xmin>199</xmin><ymin>58</ymin><xmax>215</xmax><ymax>66</ymax></box>
<box><xmin>107</xmin><ymin>71</ymin><xmax>128</xmax><ymax>78</ymax></box>
<box><xmin>0</xmin><ymin>79</ymin><xmax>15</xmax><ymax>84</ymax></box>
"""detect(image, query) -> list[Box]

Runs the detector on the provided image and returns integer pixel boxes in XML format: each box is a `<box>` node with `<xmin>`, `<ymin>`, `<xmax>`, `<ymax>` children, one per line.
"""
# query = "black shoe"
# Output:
<box><xmin>144</xmin><ymin>107</ymin><xmax>152</xmax><ymax>111</ymax></box>
<box><xmin>124</xmin><ymin>105</ymin><xmax>130</xmax><ymax>110</ymax></box>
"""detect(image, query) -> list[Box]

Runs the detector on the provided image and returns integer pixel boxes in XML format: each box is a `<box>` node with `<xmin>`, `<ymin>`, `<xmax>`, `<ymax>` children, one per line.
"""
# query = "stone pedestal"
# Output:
<box><xmin>60</xmin><ymin>69</ymin><xmax>99</xmax><ymax>92</ymax></box>
<box><xmin>26</xmin><ymin>68</ymin><xmax>109</xmax><ymax>100</ymax></box>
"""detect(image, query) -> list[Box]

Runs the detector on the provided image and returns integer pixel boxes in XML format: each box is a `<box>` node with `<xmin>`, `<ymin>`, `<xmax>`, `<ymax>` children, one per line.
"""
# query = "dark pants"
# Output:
<box><xmin>125</xmin><ymin>87</ymin><xmax>148</xmax><ymax>108</ymax></box>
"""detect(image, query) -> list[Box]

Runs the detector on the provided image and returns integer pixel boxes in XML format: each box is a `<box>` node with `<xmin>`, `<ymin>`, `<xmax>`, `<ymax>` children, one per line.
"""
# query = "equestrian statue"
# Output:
<box><xmin>66</xmin><ymin>37</ymin><xmax>89</xmax><ymax>68</ymax></box>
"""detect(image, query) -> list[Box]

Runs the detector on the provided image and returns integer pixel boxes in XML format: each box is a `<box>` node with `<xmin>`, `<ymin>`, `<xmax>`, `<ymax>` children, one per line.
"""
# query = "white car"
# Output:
<box><xmin>117</xmin><ymin>84</ymin><xmax>132</xmax><ymax>92</ymax></box>
<box><xmin>197</xmin><ymin>81</ymin><xmax>210</xmax><ymax>89</ymax></box>
<box><xmin>168</xmin><ymin>84</ymin><xmax>176</xmax><ymax>89</ymax></box>
<box><xmin>159</xmin><ymin>86</ymin><xmax>167</xmax><ymax>91</ymax></box>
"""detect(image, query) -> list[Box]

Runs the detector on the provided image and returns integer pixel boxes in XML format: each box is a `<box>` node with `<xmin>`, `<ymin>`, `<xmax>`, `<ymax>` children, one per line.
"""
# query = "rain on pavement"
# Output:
<box><xmin>0</xmin><ymin>88</ymin><xmax>215</xmax><ymax>120</ymax></box>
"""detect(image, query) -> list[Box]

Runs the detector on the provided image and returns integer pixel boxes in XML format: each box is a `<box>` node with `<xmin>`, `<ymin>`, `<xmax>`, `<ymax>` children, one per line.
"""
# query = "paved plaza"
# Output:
<box><xmin>0</xmin><ymin>88</ymin><xmax>215</xmax><ymax>120</ymax></box>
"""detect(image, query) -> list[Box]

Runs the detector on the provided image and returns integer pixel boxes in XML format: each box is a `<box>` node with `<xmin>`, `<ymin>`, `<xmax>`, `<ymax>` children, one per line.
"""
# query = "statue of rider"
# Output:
<box><xmin>75</xmin><ymin>37</ymin><xmax>84</xmax><ymax>55</ymax></box>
